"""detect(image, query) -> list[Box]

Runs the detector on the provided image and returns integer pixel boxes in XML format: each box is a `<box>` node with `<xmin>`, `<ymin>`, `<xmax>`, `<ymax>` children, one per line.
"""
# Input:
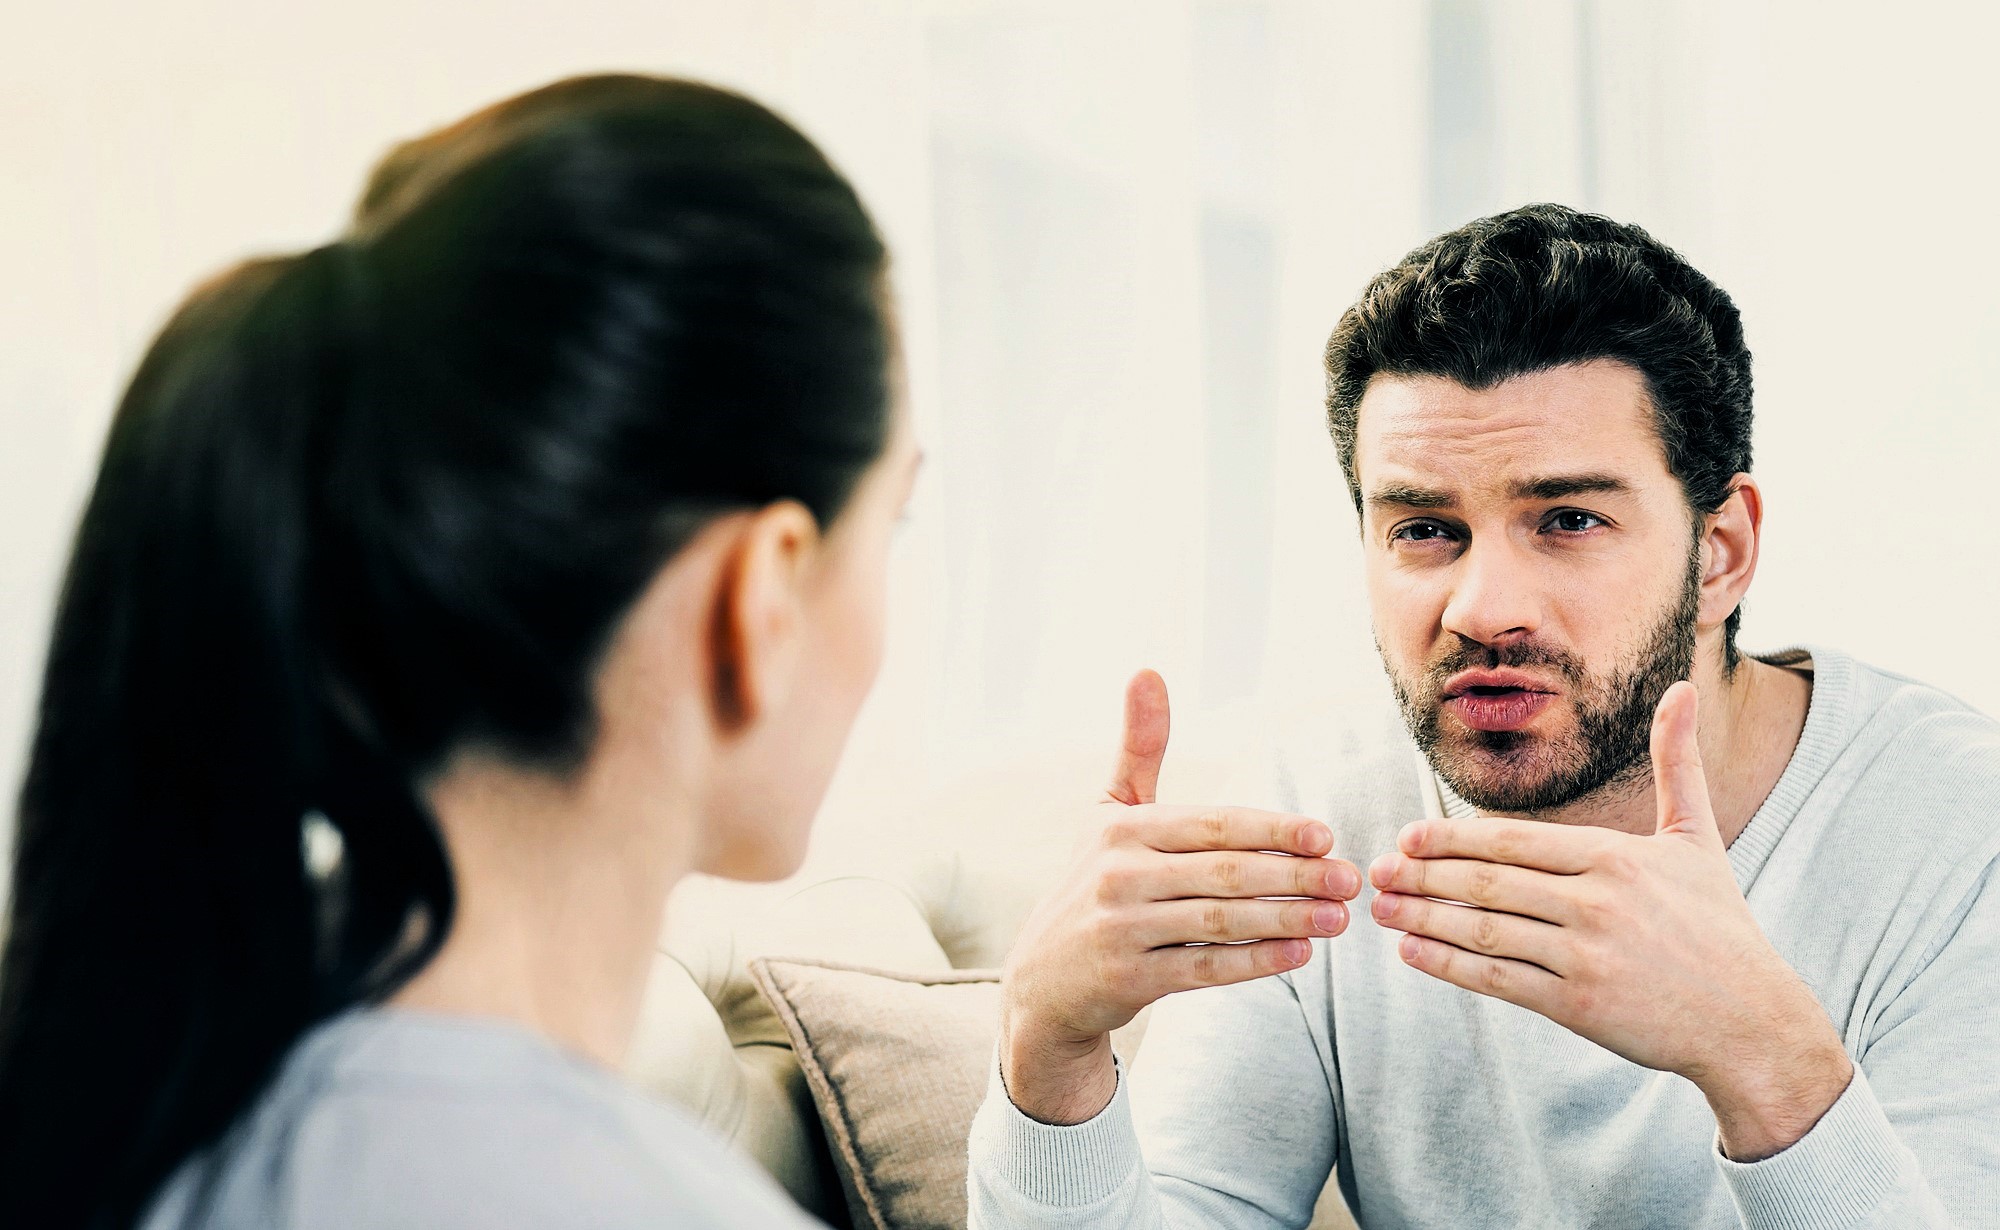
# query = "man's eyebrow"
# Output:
<box><xmin>1365</xmin><ymin>483</ymin><xmax>1456</xmax><ymax>510</ymax></box>
<box><xmin>1513</xmin><ymin>473</ymin><xmax>1633</xmax><ymax>501</ymax></box>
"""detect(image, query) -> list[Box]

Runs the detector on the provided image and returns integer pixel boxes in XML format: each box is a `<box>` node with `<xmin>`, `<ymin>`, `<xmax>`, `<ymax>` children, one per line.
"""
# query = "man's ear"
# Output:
<box><xmin>710</xmin><ymin>501</ymin><xmax>821</xmax><ymax>729</ymax></box>
<box><xmin>1698</xmin><ymin>473</ymin><xmax>1762</xmax><ymax>633</ymax></box>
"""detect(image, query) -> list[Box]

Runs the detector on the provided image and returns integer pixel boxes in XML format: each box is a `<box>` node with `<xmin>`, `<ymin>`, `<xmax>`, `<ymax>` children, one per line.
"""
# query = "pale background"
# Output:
<box><xmin>5</xmin><ymin>0</ymin><xmax>1997</xmax><ymax>876</ymax></box>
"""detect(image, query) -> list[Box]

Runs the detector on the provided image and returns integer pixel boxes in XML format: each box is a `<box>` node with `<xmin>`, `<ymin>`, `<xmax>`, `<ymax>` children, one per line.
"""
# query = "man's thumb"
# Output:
<box><xmin>1651</xmin><ymin>680</ymin><xmax>1717</xmax><ymax>839</ymax></box>
<box><xmin>1107</xmin><ymin>669</ymin><xmax>1171</xmax><ymax>806</ymax></box>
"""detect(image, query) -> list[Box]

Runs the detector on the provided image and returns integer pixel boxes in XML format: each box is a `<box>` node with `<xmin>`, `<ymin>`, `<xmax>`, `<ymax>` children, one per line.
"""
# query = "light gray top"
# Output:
<box><xmin>141</xmin><ymin>1006</ymin><xmax>823</xmax><ymax>1230</ymax></box>
<box><xmin>968</xmin><ymin>646</ymin><xmax>2000</xmax><ymax>1228</ymax></box>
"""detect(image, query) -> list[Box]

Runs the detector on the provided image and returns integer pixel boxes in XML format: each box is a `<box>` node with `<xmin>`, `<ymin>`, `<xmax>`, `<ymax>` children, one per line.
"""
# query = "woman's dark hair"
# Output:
<box><xmin>0</xmin><ymin>74</ymin><xmax>890</xmax><ymax>1228</ymax></box>
<box><xmin>1323</xmin><ymin>203</ymin><xmax>1754</xmax><ymax>660</ymax></box>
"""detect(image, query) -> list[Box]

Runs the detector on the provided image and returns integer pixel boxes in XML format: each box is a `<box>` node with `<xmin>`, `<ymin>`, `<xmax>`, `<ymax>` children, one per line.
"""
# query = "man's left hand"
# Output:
<box><xmin>1367</xmin><ymin>680</ymin><xmax>1854</xmax><ymax>1161</ymax></box>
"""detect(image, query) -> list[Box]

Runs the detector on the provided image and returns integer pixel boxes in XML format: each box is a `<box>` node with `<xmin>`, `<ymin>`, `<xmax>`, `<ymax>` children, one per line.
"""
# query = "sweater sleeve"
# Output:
<box><xmin>966</xmin><ymin>957</ymin><xmax>1338</xmax><ymax>1230</ymax></box>
<box><xmin>1715</xmin><ymin>857</ymin><xmax>2000</xmax><ymax>1229</ymax></box>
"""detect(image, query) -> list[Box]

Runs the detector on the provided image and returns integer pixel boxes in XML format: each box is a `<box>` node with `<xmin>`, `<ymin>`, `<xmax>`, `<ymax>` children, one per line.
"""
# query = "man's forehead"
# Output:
<box><xmin>1354</xmin><ymin>361</ymin><xmax>1671</xmax><ymax>494</ymax></box>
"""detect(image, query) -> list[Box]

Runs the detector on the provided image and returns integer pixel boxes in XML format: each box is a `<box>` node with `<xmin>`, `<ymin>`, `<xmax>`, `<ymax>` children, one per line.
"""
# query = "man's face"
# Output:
<box><xmin>1354</xmin><ymin>359</ymin><xmax>1699</xmax><ymax>812</ymax></box>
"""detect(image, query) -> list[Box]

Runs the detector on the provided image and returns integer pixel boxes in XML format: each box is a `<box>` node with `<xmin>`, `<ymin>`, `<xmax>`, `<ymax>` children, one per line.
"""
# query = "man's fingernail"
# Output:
<box><xmin>1312</xmin><ymin>903</ymin><xmax>1346</xmax><ymax>932</ymax></box>
<box><xmin>1371</xmin><ymin>893</ymin><xmax>1397</xmax><ymax>920</ymax></box>
<box><xmin>1369</xmin><ymin>853</ymin><xmax>1399</xmax><ymax>886</ymax></box>
<box><xmin>1327</xmin><ymin>864</ymin><xmax>1360</xmax><ymax>896</ymax></box>
<box><xmin>1302</xmin><ymin>823</ymin><xmax>1332</xmax><ymax>851</ymax></box>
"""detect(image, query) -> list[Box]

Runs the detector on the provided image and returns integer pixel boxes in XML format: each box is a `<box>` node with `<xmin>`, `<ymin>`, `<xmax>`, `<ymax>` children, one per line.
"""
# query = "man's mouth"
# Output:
<box><xmin>1440</xmin><ymin>668</ymin><xmax>1556</xmax><ymax>698</ymax></box>
<box><xmin>1439</xmin><ymin>670</ymin><xmax>1559</xmax><ymax>733</ymax></box>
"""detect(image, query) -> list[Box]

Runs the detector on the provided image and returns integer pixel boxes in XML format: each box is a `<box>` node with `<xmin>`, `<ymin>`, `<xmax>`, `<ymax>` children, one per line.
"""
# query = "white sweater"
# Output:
<box><xmin>968</xmin><ymin>647</ymin><xmax>2000</xmax><ymax>1228</ymax></box>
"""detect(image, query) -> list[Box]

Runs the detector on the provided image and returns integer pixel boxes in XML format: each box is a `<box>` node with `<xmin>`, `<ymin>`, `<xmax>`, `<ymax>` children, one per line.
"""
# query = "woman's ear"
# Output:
<box><xmin>1698</xmin><ymin>473</ymin><xmax>1762</xmax><ymax>633</ymax></box>
<box><xmin>710</xmin><ymin>500</ymin><xmax>821</xmax><ymax>729</ymax></box>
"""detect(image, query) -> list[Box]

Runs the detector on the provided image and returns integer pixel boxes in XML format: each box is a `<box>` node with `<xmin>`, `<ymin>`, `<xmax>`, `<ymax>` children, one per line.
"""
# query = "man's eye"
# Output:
<box><xmin>1390</xmin><ymin>521</ymin><xmax>1455</xmax><ymax>543</ymax></box>
<box><xmin>1547</xmin><ymin>509</ymin><xmax>1606</xmax><ymax>533</ymax></box>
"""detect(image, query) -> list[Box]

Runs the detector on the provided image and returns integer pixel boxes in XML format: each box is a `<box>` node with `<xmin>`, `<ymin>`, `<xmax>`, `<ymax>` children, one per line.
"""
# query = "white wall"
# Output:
<box><xmin>4</xmin><ymin>0</ymin><xmax>1997</xmax><ymax>871</ymax></box>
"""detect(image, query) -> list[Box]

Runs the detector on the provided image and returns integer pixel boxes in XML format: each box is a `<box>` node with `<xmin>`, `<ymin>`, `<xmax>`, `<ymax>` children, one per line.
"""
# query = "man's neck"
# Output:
<box><xmin>1528</xmin><ymin>650</ymin><xmax>1813</xmax><ymax>842</ymax></box>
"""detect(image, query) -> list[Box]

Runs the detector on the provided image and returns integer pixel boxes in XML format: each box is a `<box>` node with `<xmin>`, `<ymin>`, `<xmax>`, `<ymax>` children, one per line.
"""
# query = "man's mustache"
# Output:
<box><xmin>1418</xmin><ymin>642</ymin><xmax>1589</xmax><ymax>696</ymax></box>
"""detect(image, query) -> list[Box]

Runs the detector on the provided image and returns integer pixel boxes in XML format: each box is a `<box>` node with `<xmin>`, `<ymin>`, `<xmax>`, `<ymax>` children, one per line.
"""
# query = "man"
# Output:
<box><xmin>966</xmin><ymin>205</ymin><xmax>2000</xmax><ymax>1228</ymax></box>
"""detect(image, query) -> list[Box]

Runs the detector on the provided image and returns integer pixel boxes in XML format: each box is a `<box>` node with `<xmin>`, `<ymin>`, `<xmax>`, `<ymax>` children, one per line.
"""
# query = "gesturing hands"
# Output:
<box><xmin>998</xmin><ymin>670</ymin><xmax>1362</xmax><ymax>1125</ymax></box>
<box><xmin>1367</xmin><ymin>681</ymin><xmax>1854</xmax><ymax>1160</ymax></box>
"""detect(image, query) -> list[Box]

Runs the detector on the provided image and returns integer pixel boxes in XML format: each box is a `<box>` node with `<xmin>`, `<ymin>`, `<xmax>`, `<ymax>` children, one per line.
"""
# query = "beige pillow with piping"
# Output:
<box><xmin>748</xmin><ymin>958</ymin><xmax>1003</xmax><ymax>1230</ymax></box>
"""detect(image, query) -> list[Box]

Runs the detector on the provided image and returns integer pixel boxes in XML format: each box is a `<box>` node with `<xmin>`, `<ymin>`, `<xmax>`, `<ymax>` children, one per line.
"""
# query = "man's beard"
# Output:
<box><xmin>1384</xmin><ymin>550</ymin><xmax>1700</xmax><ymax>813</ymax></box>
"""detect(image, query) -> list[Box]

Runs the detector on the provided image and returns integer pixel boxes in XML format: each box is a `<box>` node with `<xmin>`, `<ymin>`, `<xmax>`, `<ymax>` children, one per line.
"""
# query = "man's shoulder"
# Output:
<box><xmin>1779</xmin><ymin>644</ymin><xmax>2000</xmax><ymax>886</ymax></box>
<box><xmin>1817</xmin><ymin>644</ymin><xmax>2000</xmax><ymax>795</ymax></box>
<box><xmin>1756</xmin><ymin>648</ymin><xmax>2000</xmax><ymax>1024</ymax></box>
<box><xmin>1830</xmin><ymin>645</ymin><xmax>1997</xmax><ymax>729</ymax></box>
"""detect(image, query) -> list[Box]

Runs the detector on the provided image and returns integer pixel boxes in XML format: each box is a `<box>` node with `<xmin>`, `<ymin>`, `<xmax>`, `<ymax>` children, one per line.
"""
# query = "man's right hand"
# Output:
<box><xmin>997</xmin><ymin>669</ymin><xmax>1362</xmax><ymax>1125</ymax></box>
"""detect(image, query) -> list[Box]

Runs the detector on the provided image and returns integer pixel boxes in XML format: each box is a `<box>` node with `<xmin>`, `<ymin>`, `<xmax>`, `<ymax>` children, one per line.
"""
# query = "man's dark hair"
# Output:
<box><xmin>1323</xmin><ymin>203</ymin><xmax>1754</xmax><ymax>660</ymax></box>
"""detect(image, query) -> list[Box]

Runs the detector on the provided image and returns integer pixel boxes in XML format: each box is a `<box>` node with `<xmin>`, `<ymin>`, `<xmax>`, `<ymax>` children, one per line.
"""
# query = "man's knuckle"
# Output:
<box><xmin>1472</xmin><ymin>912</ymin><xmax>1504</xmax><ymax>954</ymax></box>
<box><xmin>1199</xmin><ymin>902</ymin><xmax>1231</xmax><ymax>940</ymax></box>
<box><xmin>1468</xmin><ymin>862</ymin><xmax>1500</xmax><ymax>906</ymax></box>
<box><xmin>1081</xmin><ymin>905</ymin><xmax>1114</xmax><ymax>945</ymax></box>
<box><xmin>1574</xmin><ymin>889</ymin><xmax>1616</xmax><ymax>927</ymax></box>
<box><xmin>1198</xmin><ymin>811</ymin><xmax>1230</xmax><ymax>848</ymax></box>
<box><xmin>1192</xmin><ymin>946</ymin><xmax>1223</xmax><ymax>985</ymax></box>
<box><xmin>1599</xmin><ymin>848</ymin><xmax>1642</xmax><ymax>881</ymax></box>
<box><xmin>1408</xmin><ymin>857</ymin><xmax>1432</xmax><ymax>896</ymax></box>
<box><xmin>1210</xmin><ymin>855</ymin><xmax>1245</xmax><ymax>894</ymax></box>
<box><xmin>1479</xmin><ymin>959</ymin><xmax>1511</xmax><ymax>993</ymax></box>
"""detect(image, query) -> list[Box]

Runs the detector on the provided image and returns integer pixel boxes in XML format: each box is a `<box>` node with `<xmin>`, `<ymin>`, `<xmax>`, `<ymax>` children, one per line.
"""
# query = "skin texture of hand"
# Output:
<box><xmin>998</xmin><ymin>669</ymin><xmax>1363</xmax><ymax>1125</ymax></box>
<box><xmin>1368</xmin><ymin>680</ymin><xmax>1854</xmax><ymax>1161</ymax></box>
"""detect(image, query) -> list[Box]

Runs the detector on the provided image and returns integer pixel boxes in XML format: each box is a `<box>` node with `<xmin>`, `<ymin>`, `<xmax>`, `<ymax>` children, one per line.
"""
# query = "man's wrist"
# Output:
<box><xmin>1698</xmin><ymin>1015</ymin><xmax>1854</xmax><ymax>1162</ymax></box>
<box><xmin>998</xmin><ymin>1009</ymin><xmax>1119</xmax><ymax>1126</ymax></box>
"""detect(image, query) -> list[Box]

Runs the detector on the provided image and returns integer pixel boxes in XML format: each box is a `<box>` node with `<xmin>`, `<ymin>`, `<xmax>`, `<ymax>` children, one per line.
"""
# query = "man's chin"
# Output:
<box><xmin>1429</xmin><ymin>735</ymin><xmax>1589</xmax><ymax>813</ymax></box>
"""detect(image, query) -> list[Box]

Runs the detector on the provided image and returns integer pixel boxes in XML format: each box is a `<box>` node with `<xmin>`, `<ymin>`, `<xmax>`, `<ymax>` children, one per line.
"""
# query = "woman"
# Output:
<box><xmin>0</xmin><ymin>74</ymin><xmax>916</xmax><ymax>1228</ymax></box>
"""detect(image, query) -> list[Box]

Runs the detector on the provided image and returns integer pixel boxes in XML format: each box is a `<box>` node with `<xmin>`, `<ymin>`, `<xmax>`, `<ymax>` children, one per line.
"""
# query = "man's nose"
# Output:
<box><xmin>1439</xmin><ymin>538</ymin><xmax>1542</xmax><ymax>649</ymax></box>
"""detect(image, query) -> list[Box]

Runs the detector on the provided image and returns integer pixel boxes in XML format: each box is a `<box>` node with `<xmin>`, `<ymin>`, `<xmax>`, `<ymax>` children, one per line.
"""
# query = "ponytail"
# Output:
<box><xmin>0</xmin><ymin>244</ymin><xmax>452</xmax><ymax>1228</ymax></box>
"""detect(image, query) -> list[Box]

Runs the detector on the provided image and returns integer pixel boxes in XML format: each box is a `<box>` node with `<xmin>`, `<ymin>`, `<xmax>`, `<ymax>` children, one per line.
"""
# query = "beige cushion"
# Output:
<box><xmin>748</xmin><ymin>959</ymin><xmax>1004</xmax><ymax>1230</ymax></box>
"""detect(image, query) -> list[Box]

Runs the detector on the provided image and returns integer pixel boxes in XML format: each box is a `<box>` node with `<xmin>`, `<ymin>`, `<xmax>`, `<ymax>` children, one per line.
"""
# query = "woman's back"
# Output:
<box><xmin>143</xmin><ymin>1010</ymin><xmax>816</xmax><ymax>1230</ymax></box>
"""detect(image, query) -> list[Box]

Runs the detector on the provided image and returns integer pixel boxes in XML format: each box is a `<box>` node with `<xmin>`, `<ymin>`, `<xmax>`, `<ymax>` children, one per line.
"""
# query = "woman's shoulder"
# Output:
<box><xmin>142</xmin><ymin>1008</ymin><xmax>820</xmax><ymax>1230</ymax></box>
